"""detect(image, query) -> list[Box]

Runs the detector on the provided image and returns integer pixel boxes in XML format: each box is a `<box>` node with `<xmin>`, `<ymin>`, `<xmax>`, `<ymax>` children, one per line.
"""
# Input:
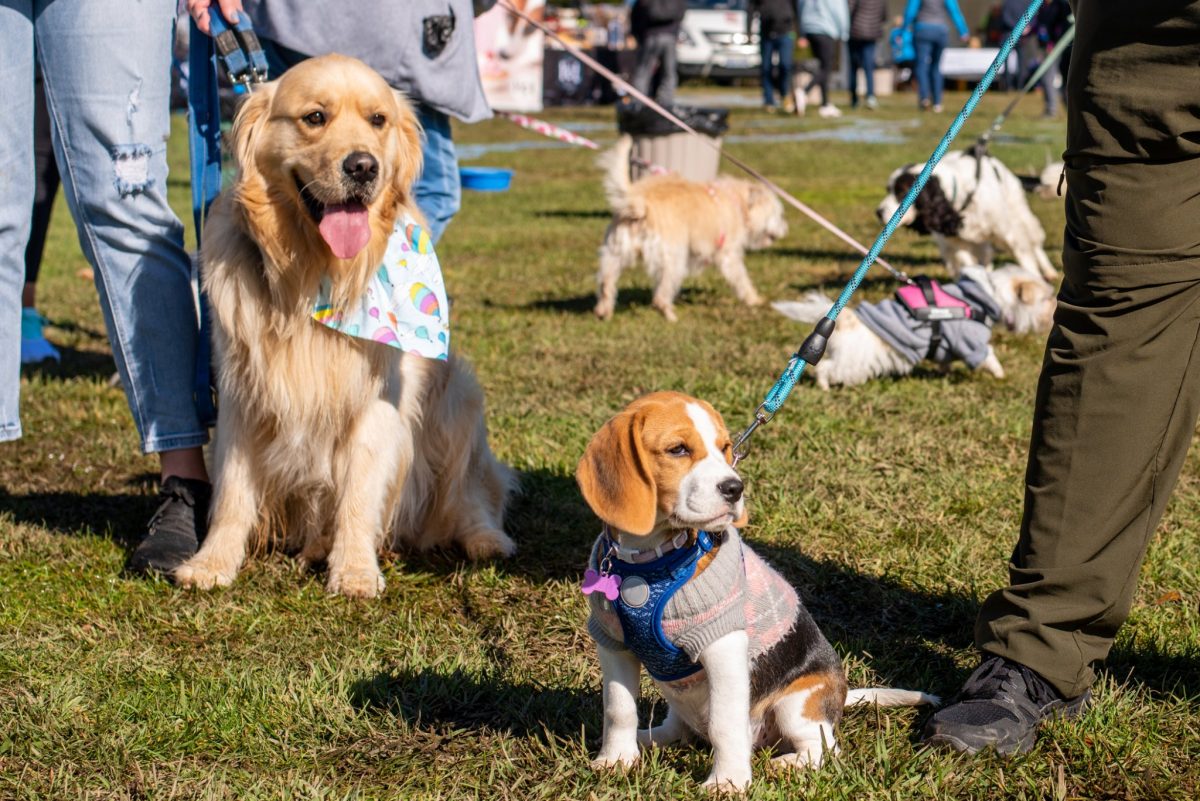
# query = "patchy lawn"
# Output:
<box><xmin>3</xmin><ymin>89</ymin><xmax>1198</xmax><ymax>800</ymax></box>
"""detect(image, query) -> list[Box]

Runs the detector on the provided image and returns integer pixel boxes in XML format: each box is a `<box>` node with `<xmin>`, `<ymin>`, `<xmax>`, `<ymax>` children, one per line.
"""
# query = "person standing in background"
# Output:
<box><xmin>630</xmin><ymin>0</ymin><xmax>687</xmax><ymax>108</ymax></box>
<box><xmin>798</xmin><ymin>0</ymin><xmax>850</xmax><ymax>119</ymax></box>
<box><xmin>847</xmin><ymin>0</ymin><xmax>887</xmax><ymax>110</ymax></box>
<box><xmin>904</xmin><ymin>0</ymin><xmax>970</xmax><ymax>112</ymax></box>
<box><xmin>21</xmin><ymin>68</ymin><xmax>61</xmax><ymax>365</ymax></box>
<box><xmin>749</xmin><ymin>0</ymin><xmax>798</xmax><ymax>113</ymax></box>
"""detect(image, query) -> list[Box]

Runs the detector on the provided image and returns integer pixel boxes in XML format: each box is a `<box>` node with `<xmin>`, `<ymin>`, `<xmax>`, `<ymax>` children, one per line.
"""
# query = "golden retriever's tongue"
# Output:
<box><xmin>318</xmin><ymin>204</ymin><xmax>370</xmax><ymax>259</ymax></box>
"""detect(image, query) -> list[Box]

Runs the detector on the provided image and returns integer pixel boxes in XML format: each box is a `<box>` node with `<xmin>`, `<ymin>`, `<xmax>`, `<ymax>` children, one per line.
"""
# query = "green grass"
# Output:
<box><xmin>3</xmin><ymin>90</ymin><xmax>1199</xmax><ymax>800</ymax></box>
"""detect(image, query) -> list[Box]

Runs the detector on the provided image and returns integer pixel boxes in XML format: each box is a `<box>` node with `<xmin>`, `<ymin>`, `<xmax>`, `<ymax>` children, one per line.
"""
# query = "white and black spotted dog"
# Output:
<box><xmin>877</xmin><ymin>148</ymin><xmax>1059</xmax><ymax>283</ymax></box>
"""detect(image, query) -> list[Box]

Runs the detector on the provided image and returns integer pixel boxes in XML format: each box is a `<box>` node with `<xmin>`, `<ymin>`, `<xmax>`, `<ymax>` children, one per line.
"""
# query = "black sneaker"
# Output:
<box><xmin>923</xmin><ymin>654</ymin><xmax>1090</xmax><ymax>755</ymax></box>
<box><xmin>127</xmin><ymin>476</ymin><xmax>212</xmax><ymax>577</ymax></box>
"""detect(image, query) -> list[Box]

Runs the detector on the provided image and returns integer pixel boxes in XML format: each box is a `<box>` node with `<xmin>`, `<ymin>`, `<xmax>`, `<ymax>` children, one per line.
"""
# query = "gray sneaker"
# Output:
<box><xmin>127</xmin><ymin>476</ymin><xmax>212</xmax><ymax>577</ymax></box>
<box><xmin>923</xmin><ymin>655</ymin><xmax>1090</xmax><ymax>755</ymax></box>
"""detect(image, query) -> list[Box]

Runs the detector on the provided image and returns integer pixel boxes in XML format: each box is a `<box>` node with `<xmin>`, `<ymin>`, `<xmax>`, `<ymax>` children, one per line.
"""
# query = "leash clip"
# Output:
<box><xmin>732</xmin><ymin>405</ymin><xmax>773</xmax><ymax>467</ymax></box>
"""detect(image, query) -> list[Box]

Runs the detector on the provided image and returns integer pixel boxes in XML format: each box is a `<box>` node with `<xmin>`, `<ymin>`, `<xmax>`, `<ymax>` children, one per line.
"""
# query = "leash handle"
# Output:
<box><xmin>208</xmin><ymin>10</ymin><xmax>269</xmax><ymax>89</ymax></box>
<box><xmin>747</xmin><ymin>0</ymin><xmax>1046</xmax><ymax>437</ymax></box>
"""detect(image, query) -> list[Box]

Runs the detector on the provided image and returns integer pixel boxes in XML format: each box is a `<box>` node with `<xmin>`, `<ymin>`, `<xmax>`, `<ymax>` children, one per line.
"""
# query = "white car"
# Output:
<box><xmin>676</xmin><ymin>0</ymin><xmax>761</xmax><ymax>80</ymax></box>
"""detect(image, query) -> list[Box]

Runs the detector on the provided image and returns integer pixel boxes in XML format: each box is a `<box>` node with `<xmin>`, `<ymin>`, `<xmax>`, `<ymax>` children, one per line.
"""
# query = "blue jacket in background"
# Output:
<box><xmin>903</xmin><ymin>0</ymin><xmax>970</xmax><ymax>39</ymax></box>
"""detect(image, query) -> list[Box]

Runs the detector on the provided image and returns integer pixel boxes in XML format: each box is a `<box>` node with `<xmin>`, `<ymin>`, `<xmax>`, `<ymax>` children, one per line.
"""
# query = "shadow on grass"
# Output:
<box><xmin>493</xmin><ymin>287</ymin><xmax>709</xmax><ymax>316</ymax></box>
<box><xmin>1107</xmin><ymin>644</ymin><xmax>1200</xmax><ymax>702</ymax></box>
<box><xmin>533</xmin><ymin>209</ymin><xmax>610</xmax><ymax>220</ymax></box>
<box><xmin>349</xmin><ymin>666</ymin><xmax>594</xmax><ymax>740</ymax></box>
<box><xmin>0</xmin><ymin>476</ymin><xmax>158</xmax><ymax>551</ymax></box>
<box><xmin>21</xmin><ymin>345</ymin><xmax>119</xmax><ymax>384</ymax></box>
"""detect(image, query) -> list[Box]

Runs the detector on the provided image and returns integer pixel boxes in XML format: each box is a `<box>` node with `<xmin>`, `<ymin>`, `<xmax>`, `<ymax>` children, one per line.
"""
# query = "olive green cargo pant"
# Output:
<box><xmin>973</xmin><ymin>0</ymin><xmax>1200</xmax><ymax>700</ymax></box>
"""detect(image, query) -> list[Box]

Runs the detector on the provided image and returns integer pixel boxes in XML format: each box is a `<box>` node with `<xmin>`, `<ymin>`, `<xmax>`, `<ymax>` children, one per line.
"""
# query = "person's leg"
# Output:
<box><xmin>926</xmin><ymin>1</ymin><xmax>1200</xmax><ymax>753</ymax></box>
<box><xmin>37</xmin><ymin>0</ymin><xmax>207</xmax><ymax>463</ymax></box>
<box><xmin>1039</xmin><ymin>46</ymin><xmax>1059</xmax><ymax>115</ymax></box>
<box><xmin>928</xmin><ymin>25</ymin><xmax>947</xmax><ymax>108</ymax></box>
<box><xmin>913</xmin><ymin>28</ymin><xmax>934</xmax><ymax>106</ymax></box>
<box><xmin>0</xmin><ymin>1</ymin><xmax>36</xmax><ymax>441</ymax></box>
<box><xmin>862</xmin><ymin>40</ymin><xmax>877</xmax><ymax>101</ymax></box>
<box><xmin>655</xmin><ymin>31</ymin><xmax>678</xmax><ymax>107</ymax></box>
<box><xmin>810</xmin><ymin>34</ymin><xmax>833</xmax><ymax>107</ymax></box>
<box><xmin>761</xmin><ymin>35</ymin><xmax>778</xmax><ymax>107</ymax></box>
<box><xmin>23</xmin><ymin>64</ymin><xmax>62</xmax><ymax>364</ymax></box>
<box><xmin>36</xmin><ymin>0</ymin><xmax>210</xmax><ymax>573</ymax></box>
<box><xmin>847</xmin><ymin>39</ymin><xmax>863</xmax><ymax>107</ymax></box>
<box><xmin>777</xmin><ymin>34</ymin><xmax>794</xmax><ymax>111</ymax></box>
<box><xmin>631</xmin><ymin>34</ymin><xmax>660</xmax><ymax>97</ymax></box>
<box><xmin>413</xmin><ymin>104</ymin><xmax>461</xmax><ymax>244</ymax></box>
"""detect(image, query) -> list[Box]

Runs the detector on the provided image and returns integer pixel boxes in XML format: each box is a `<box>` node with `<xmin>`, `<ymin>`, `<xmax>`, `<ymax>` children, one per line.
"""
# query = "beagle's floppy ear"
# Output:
<box><xmin>576</xmin><ymin>409</ymin><xmax>657</xmax><ymax>535</ymax></box>
<box><xmin>229</xmin><ymin>81</ymin><xmax>276</xmax><ymax>180</ymax></box>
<box><xmin>389</xmin><ymin>90</ymin><xmax>424</xmax><ymax>203</ymax></box>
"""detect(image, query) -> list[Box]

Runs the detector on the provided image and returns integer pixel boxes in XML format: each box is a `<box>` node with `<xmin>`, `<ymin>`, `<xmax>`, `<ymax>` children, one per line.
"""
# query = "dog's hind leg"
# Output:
<box><xmin>326</xmin><ymin>399</ymin><xmax>406</xmax><ymax>598</ymax></box>
<box><xmin>650</xmin><ymin>244</ymin><xmax>688</xmax><ymax>323</ymax></box>
<box><xmin>175</xmin><ymin>406</ymin><xmax>259</xmax><ymax>589</ymax></box>
<box><xmin>715</xmin><ymin>249</ymin><xmax>764</xmax><ymax>307</ymax></box>
<box><xmin>768</xmin><ymin>681</ymin><xmax>841</xmax><ymax>771</ymax></box>
<box><xmin>595</xmin><ymin>224</ymin><xmax>630</xmax><ymax>321</ymax></box>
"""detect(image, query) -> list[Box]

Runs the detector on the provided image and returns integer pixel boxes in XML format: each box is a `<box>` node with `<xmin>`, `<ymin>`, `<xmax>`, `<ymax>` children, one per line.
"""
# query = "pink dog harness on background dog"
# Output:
<box><xmin>894</xmin><ymin>276</ymin><xmax>974</xmax><ymax>321</ymax></box>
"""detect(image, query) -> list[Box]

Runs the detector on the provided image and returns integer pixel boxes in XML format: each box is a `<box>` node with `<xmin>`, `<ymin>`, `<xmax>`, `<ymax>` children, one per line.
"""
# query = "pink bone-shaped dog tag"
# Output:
<box><xmin>581</xmin><ymin>568</ymin><xmax>621</xmax><ymax>601</ymax></box>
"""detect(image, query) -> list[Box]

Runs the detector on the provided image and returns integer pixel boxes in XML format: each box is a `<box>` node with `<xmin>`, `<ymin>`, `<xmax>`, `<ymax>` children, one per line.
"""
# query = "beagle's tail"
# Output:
<box><xmin>845</xmin><ymin>688</ymin><xmax>941</xmax><ymax>708</ymax></box>
<box><xmin>771</xmin><ymin>293</ymin><xmax>837</xmax><ymax>324</ymax></box>
<box><xmin>598</xmin><ymin>135</ymin><xmax>644</xmax><ymax>219</ymax></box>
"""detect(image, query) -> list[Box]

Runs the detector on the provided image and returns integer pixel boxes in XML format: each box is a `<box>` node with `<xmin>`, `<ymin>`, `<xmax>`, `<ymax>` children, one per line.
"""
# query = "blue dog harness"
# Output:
<box><xmin>601</xmin><ymin>529</ymin><xmax>717</xmax><ymax>682</ymax></box>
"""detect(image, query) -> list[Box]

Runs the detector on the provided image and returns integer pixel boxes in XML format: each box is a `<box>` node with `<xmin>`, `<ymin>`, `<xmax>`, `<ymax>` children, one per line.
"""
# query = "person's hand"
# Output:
<box><xmin>188</xmin><ymin>0</ymin><xmax>245</xmax><ymax>36</ymax></box>
<box><xmin>798</xmin><ymin>37</ymin><xmax>809</xmax><ymax>49</ymax></box>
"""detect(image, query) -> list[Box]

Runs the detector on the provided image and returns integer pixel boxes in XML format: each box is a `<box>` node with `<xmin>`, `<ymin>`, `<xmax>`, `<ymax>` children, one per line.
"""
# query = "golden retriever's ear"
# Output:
<box><xmin>576</xmin><ymin>410</ymin><xmax>657</xmax><ymax>535</ymax></box>
<box><xmin>229</xmin><ymin>82</ymin><xmax>276</xmax><ymax>177</ymax></box>
<box><xmin>390</xmin><ymin>90</ymin><xmax>424</xmax><ymax>201</ymax></box>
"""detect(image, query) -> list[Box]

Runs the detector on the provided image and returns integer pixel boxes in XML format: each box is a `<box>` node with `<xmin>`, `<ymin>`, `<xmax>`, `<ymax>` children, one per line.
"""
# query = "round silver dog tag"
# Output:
<box><xmin>620</xmin><ymin>575</ymin><xmax>650</xmax><ymax>608</ymax></box>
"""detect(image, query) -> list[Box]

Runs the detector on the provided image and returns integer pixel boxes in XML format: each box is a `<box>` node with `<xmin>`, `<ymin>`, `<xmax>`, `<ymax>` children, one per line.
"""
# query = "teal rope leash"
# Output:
<box><xmin>732</xmin><ymin>0</ymin><xmax>1046</xmax><ymax>462</ymax></box>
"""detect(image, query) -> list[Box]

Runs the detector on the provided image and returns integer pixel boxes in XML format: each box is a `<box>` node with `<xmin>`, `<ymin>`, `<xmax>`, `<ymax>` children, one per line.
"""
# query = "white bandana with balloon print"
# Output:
<box><xmin>312</xmin><ymin>213</ymin><xmax>449</xmax><ymax>360</ymax></box>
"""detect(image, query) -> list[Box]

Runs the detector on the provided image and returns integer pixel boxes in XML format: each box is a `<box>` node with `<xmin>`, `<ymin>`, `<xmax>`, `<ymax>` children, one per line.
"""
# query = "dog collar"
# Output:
<box><xmin>605</xmin><ymin>526</ymin><xmax>695</xmax><ymax>564</ymax></box>
<box><xmin>311</xmin><ymin>213</ymin><xmax>449</xmax><ymax>361</ymax></box>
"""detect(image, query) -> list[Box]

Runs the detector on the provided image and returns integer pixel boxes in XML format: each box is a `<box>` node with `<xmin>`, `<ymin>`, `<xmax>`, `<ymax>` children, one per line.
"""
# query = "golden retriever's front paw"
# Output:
<box><xmin>591</xmin><ymin>750</ymin><xmax>639</xmax><ymax>770</ymax></box>
<box><xmin>460</xmin><ymin>528</ymin><xmax>516</xmax><ymax>561</ymax></box>
<box><xmin>174</xmin><ymin>558</ymin><xmax>238</xmax><ymax>590</ymax></box>
<box><xmin>327</xmin><ymin>567</ymin><xmax>386</xmax><ymax>598</ymax></box>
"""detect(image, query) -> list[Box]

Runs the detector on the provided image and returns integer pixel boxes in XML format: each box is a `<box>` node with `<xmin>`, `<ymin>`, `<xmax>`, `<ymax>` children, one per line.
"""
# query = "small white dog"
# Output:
<box><xmin>877</xmin><ymin>149</ymin><xmax>1059</xmax><ymax>283</ymax></box>
<box><xmin>577</xmin><ymin>392</ymin><xmax>937</xmax><ymax>791</ymax></box>
<box><xmin>772</xmin><ymin>265</ymin><xmax>1057</xmax><ymax>390</ymax></box>
<box><xmin>595</xmin><ymin>136</ymin><xmax>788</xmax><ymax>322</ymax></box>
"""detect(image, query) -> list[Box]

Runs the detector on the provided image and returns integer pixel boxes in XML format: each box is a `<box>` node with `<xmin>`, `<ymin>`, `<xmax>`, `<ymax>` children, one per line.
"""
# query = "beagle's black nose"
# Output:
<box><xmin>343</xmin><ymin>151</ymin><xmax>379</xmax><ymax>184</ymax></box>
<box><xmin>718</xmin><ymin>478</ymin><xmax>744</xmax><ymax>503</ymax></box>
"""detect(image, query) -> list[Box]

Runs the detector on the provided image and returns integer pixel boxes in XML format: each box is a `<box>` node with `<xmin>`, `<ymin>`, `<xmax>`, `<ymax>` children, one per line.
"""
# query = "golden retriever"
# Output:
<box><xmin>174</xmin><ymin>54</ymin><xmax>514</xmax><ymax>598</ymax></box>
<box><xmin>594</xmin><ymin>136</ymin><xmax>788</xmax><ymax>322</ymax></box>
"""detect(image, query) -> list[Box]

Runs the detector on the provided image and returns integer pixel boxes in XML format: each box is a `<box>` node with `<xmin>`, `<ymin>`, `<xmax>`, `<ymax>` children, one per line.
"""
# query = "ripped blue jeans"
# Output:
<box><xmin>0</xmin><ymin>0</ymin><xmax>207</xmax><ymax>452</ymax></box>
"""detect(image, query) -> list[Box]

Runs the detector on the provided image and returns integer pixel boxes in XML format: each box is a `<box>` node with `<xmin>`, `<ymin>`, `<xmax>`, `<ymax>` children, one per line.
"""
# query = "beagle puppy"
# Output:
<box><xmin>577</xmin><ymin>392</ymin><xmax>936</xmax><ymax>792</ymax></box>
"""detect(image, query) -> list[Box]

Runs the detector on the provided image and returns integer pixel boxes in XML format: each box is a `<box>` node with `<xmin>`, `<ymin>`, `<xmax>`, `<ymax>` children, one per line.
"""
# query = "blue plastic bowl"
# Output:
<box><xmin>460</xmin><ymin>167</ymin><xmax>513</xmax><ymax>192</ymax></box>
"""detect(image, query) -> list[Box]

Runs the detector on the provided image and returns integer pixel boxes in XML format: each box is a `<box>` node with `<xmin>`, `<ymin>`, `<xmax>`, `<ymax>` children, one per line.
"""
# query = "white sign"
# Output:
<box><xmin>476</xmin><ymin>0</ymin><xmax>546</xmax><ymax>112</ymax></box>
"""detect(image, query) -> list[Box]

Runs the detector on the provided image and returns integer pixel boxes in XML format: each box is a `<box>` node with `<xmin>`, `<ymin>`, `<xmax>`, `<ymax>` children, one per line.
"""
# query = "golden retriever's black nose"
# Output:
<box><xmin>718</xmin><ymin>478</ymin><xmax>744</xmax><ymax>503</ymax></box>
<box><xmin>343</xmin><ymin>151</ymin><xmax>379</xmax><ymax>184</ymax></box>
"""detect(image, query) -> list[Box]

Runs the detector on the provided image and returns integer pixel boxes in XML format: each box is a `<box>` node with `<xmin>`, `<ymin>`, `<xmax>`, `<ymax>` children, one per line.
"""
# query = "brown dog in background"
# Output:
<box><xmin>175</xmin><ymin>55</ymin><xmax>514</xmax><ymax>598</ymax></box>
<box><xmin>594</xmin><ymin>136</ymin><xmax>788</xmax><ymax>322</ymax></box>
